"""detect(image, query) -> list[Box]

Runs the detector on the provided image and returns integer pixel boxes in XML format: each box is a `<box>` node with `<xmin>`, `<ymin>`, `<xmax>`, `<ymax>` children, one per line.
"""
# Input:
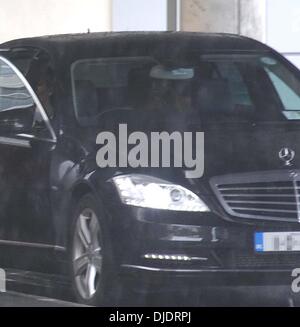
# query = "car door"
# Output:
<box><xmin>0</xmin><ymin>55</ymin><xmax>57</xmax><ymax>270</ymax></box>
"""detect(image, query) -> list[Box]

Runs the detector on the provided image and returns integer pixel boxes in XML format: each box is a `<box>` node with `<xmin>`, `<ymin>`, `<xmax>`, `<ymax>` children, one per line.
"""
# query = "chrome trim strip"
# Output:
<box><xmin>0</xmin><ymin>136</ymin><xmax>30</xmax><ymax>148</ymax></box>
<box><xmin>0</xmin><ymin>56</ymin><xmax>57</xmax><ymax>143</ymax></box>
<box><xmin>294</xmin><ymin>179</ymin><xmax>300</xmax><ymax>222</ymax></box>
<box><xmin>218</xmin><ymin>186</ymin><xmax>298</xmax><ymax>191</ymax></box>
<box><xmin>0</xmin><ymin>134</ymin><xmax>56</xmax><ymax>148</ymax></box>
<box><xmin>0</xmin><ymin>239</ymin><xmax>66</xmax><ymax>252</ymax></box>
<box><xmin>121</xmin><ymin>264</ymin><xmax>291</xmax><ymax>273</ymax></box>
<box><xmin>223</xmin><ymin>194</ymin><xmax>295</xmax><ymax>197</ymax></box>
<box><xmin>17</xmin><ymin>133</ymin><xmax>56</xmax><ymax>144</ymax></box>
<box><xmin>17</xmin><ymin>133</ymin><xmax>34</xmax><ymax>139</ymax></box>
<box><xmin>228</xmin><ymin>200</ymin><xmax>296</xmax><ymax>205</ymax></box>
<box><xmin>232</xmin><ymin>207</ymin><xmax>297</xmax><ymax>213</ymax></box>
<box><xmin>163</xmin><ymin>236</ymin><xmax>204</xmax><ymax>242</ymax></box>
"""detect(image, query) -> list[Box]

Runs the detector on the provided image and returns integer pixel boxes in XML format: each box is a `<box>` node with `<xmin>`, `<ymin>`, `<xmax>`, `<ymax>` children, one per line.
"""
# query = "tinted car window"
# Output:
<box><xmin>71</xmin><ymin>57</ymin><xmax>155</xmax><ymax>124</ymax></box>
<box><xmin>0</xmin><ymin>58</ymin><xmax>34</xmax><ymax>112</ymax></box>
<box><xmin>214</xmin><ymin>61</ymin><xmax>253</xmax><ymax>107</ymax></box>
<box><xmin>265</xmin><ymin>66</ymin><xmax>300</xmax><ymax>119</ymax></box>
<box><xmin>71</xmin><ymin>54</ymin><xmax>300</xmax><ymax>124</ymax></box>
<box><xmin>5</xmin><ymin>49</ymin><xmax>55</xmax><ymax>120</ymax></box>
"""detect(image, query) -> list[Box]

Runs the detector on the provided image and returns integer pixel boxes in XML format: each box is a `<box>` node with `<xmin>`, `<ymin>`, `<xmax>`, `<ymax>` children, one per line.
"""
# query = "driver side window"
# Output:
<box><xmin>0</xmin><ymin>57</ymin><xmax>36</xmax><ymax>135</ymax></box>
<box><xmin>0</xmin><ymin>59</ymin><xmax>35</xmax><ymax>113</ymax></box>
<box><xmin>0</xmin><ymin>55</ymin><xmax>57</xmax><ymax>143</ymax></box>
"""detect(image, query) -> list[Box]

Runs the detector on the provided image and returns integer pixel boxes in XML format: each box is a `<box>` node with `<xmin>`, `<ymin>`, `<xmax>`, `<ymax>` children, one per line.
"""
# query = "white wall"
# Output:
<box><xmin>0</xmin><ymin>0</ymin><xmax>112</xmax><ymax>43</ymax></box>
<box><xmin>266</xmin><ymin>0</ymin><xmax>300</xmax><ymax>67</ymax></box>
<box><xmin>112</xmin><ymin>0</ymin><xmax>168</xmax><ymax>31</ymax></box>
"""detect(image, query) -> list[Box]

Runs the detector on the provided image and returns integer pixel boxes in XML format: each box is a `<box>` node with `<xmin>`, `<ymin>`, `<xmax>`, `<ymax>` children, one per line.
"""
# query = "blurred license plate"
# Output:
<box><xmin>255</xmin><ymin>232</ymin><xmax>300</xmax><ymax>252</ymax></box>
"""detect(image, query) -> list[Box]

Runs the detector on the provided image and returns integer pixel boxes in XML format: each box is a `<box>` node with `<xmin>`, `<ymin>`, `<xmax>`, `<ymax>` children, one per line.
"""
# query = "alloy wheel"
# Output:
<box><xmin>72</xmin><ymin>208</ymin><xmax>103</xmax><ymax>300</ymax></box>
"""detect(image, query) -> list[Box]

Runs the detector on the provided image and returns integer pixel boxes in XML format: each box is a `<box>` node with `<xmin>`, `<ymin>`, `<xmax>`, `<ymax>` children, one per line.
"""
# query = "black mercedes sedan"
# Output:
<box><xmin>0</xmin><ymin>32</ymin><xmax>300</xmax><ymax>305</ymax></box>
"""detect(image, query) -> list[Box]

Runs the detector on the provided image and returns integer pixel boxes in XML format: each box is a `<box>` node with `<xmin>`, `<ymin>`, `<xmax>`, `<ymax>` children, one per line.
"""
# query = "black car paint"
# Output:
<box><xmin>0</xmin><ymin>32</ymin><xmax>299</xmax><ymax>289</ymax></box>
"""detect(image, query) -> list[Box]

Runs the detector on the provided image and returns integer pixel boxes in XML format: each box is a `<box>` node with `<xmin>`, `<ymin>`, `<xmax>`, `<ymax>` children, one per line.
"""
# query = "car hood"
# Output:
<box><xmin>95</xmin><ymin>113</ymin><xmax>300</xmax><ymax>185</ymax></box>
<box><xmin>202</xmin><ymin>122</ymin><xmax>300</xmax><ymax>177</ymax></box>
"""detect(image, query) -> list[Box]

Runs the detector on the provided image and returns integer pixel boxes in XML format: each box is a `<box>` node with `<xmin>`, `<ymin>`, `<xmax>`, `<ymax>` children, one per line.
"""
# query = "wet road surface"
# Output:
<box><xmin>0</xmin><ymin>284</ymin><xmax>299</xmax><ymax>306</ymax></box>
<box><xmin>0</xmin><ymin>291</ymin><xmax>84</xmax><ymax>307</ymax></box>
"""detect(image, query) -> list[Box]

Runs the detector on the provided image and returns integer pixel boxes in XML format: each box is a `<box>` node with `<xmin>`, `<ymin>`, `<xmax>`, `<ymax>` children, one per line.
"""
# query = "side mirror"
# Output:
<box><xmin>0</xmin><ymin>105</ymin><xmax>35</xmax><ymax>134</ymax></box>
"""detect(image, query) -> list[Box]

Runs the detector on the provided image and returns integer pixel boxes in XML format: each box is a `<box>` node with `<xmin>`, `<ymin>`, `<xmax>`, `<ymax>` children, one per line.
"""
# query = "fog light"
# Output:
<box><xmin>143</xmin><ymin>254</ymin><xmax>207</xmax><ymax>261</ymax></box>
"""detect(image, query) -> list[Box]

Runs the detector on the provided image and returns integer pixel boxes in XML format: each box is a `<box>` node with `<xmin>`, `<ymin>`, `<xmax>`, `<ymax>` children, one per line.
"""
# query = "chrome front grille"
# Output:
<box><xmin>210</xmin><ymin>170</ymin><xmax>300</xmax><ymax>222</ymax></box>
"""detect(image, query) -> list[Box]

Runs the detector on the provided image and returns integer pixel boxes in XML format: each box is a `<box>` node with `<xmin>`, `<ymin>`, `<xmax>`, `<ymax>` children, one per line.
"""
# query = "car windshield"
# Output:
<box><xmin>71</xmin><ymin>53</ymin><xmax>300</xmax><ymax>124</ymax></box>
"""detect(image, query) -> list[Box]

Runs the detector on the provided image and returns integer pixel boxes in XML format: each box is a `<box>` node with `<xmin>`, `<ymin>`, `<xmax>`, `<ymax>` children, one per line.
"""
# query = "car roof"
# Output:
<box><xmin>1</xmin><ymin>32</ymin><xmax>269</xmax><ymax>67</ymax></box>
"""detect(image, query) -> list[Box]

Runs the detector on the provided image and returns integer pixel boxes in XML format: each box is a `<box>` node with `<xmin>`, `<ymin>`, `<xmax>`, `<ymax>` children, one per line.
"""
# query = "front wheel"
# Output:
<box><xmin>69</xmin><ymin>194</ymin><xmax>121</xmax><ymax>306</ymax></box>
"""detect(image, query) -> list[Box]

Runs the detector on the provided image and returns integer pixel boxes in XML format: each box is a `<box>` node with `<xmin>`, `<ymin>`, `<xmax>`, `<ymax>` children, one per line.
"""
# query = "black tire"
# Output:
<box><xmin>69</xmin><ymin>193</ymin><xmax>122</xmax><ymax>306</ymax></box>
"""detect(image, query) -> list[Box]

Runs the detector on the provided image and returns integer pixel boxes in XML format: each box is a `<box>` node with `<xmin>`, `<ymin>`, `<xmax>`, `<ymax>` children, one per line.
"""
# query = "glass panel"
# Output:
<box><xmin>71</xmin><ymin>54</ymin><xmax>300</xmax><ymax>124</ymax></box>
<box><xmin>0</xmin><ymin>59</ymin><xmax>34</xmax><ymax>112</ymax></box>
<box><xmin>265</xmin><ymin>66</ymin><xmax>300</xmax><ymax>117</ymax></box>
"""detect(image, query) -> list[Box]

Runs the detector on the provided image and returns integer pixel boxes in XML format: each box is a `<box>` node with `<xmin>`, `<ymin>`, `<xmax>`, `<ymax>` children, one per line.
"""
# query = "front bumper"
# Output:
<box><xmin>120</xmin><ymin>265</ymin><xmax>294</xmax><ymax>293</ymax></box>
<box><xmin>107</xmin><ymin>204</ymin><xmax>300</xmax><ymax>290</ymax></box>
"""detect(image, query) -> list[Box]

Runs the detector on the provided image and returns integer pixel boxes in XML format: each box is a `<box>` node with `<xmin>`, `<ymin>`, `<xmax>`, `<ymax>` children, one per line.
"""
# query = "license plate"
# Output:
<box><xmin>255</xmin><ymin>232</ymin><xmax>300</xmax><ymax>252</ymax></box>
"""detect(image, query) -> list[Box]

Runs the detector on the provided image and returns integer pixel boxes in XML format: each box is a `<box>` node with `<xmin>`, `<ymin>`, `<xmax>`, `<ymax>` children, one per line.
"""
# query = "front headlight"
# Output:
<box><xmin>112</xmin><ymin>174</ymin><xmax>210</xmax><ymax>212</ymax></box>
